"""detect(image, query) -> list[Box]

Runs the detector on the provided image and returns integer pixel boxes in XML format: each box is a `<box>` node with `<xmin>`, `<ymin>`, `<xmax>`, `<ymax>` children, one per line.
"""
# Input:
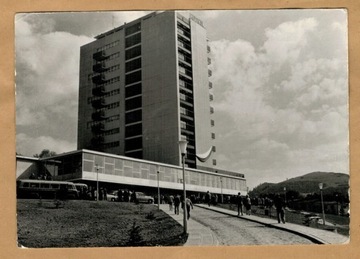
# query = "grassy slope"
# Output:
<box><xmin>17</xmin><ymin>199</ymin><xmax>187</xmax><ymax>248</ymax></box>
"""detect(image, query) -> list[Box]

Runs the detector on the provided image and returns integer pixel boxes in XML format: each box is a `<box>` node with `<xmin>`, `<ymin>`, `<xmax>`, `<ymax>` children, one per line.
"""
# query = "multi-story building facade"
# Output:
<box><xmin>78</xmin><ymin>11</ymin><xmax>217</xmax><ymax>171</ymax></box>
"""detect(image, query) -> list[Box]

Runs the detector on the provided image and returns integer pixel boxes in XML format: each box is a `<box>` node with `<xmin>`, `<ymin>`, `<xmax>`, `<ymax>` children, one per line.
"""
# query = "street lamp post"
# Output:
<box><xmin>157</xmin><ymin>166</ymin><xmax>160</xmax><ymax>211</ymax></box>
<box><xmin>179</xmin><ymin>140</ymin><xmax>188</xmax><ymax>234</ymax></box>
<box><xmin>95</xmin><ymin>164</ymin><xmax>99</xmax><ymax>201</ymax></box>
<box><xmin>220</xmin><ymin>175</ymin><xmax>223</xmax><ymax>204</ymax></box>
<box><xmin>319</xmin><ymin>183</ymin><xmax>325</xmax><ymax>225</ymax></box>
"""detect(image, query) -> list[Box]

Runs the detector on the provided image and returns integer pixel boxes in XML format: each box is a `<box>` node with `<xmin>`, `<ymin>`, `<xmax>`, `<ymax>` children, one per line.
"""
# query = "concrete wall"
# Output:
<box><xmin>190</xmin><ymin>19</ymin><xmax>216</xmax><ymax>169</ymax></box>
<box><xmin>141</xmin><ymin>12</ymin><xmax>180</xmax><ymax>166</ymax></box>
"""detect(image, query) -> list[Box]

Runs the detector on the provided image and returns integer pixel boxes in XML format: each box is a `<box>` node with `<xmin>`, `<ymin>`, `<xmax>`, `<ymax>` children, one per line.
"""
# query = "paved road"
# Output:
<box><xmin>189</xmin><ymin>206</ymin><xmax>314</xmax><ymax>245</ymax></box>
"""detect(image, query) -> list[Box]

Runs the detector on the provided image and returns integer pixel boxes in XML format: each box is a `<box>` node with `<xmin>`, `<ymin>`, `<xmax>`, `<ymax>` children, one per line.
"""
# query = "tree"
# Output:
<box><xmin>33</xmin><ymin>149</ymin><xmax>57</xmax><ymax>158</ymax></box>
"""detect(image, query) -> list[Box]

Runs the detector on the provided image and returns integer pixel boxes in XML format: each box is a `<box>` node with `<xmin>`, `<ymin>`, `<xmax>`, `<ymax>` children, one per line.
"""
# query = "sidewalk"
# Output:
<box><xmin>160</xmin><ymin>204</ymin><xmax>349</xmax><ymax>246</ymax></box>
<box><xmin>159</xmin><ymin>204</ymin><xmax>219</xmax><ymax>246</ymax></box>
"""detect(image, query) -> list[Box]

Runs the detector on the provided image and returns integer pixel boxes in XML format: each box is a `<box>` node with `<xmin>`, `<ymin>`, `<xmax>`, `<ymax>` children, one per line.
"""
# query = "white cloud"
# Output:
<box><xmin>16</xmin><ymin>133</ymin><xmax>76</xmax><ymax>156</ymax></box>
<box><xmin>210</xmin><ymin>17</ymin><xmax>348</xmax><ymax>188</ymax></box>
<box><xmin>16</xmin><ymin>18</ymin><xmax>92</xmax><ymax>127</ymax></box>
<box><xmin>262</xmin><ymin>18</ymin><xmax>318</xmax><ymax>65</ymax></box>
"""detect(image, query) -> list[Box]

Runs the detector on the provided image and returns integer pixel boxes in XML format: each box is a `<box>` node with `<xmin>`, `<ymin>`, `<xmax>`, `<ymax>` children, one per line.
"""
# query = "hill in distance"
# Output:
<box><xmin>251</xmin><ymin>171</ymin><xmax>349</xmax><ymax>196</ymax></box>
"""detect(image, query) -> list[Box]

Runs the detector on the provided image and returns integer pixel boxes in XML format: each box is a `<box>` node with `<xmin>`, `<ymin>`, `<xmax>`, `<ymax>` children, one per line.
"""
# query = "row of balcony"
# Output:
<box><xmin>92</xmin><ymin>74</ymin><xmax>109</xmax><ymax>84</ymax></box>
<box><xmin>93</xmin><ymin>63</ymin><xmax>109</xmax><ymax>73</ymax></box>
<box><xmin>93</xmin><ymin>50</ymin><xmax>108</xmax><ymax>61</ymax></box>
<box><xmin>92</xmin><ymin>110</ymin><xmax>106</xmax><ymax>121</ymax></box>
<box><xmin>178</xmin><ymin>40</ymin><xmax>191</xmax><ymax>53</ymax></box>
<box><xmin>91</xmin><ymin>97</ymin><xmax>112</xmax><ymax>109</ymax></box>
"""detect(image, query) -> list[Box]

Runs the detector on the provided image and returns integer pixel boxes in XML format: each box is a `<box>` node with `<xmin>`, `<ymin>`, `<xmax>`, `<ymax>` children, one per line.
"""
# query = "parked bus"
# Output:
<box><xmin>16</xmin><ymin>179</ymin><xmax>79</xmax><ymax>199</ymax></box>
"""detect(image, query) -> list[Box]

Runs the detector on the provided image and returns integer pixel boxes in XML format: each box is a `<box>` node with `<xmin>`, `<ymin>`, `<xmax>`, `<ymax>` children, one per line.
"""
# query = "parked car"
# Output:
<box><xmin>107</xmin><ymin>191</ymin><xmax>118</xmax><ymax>201</ymax></box>
<box><xmin>134</xmin><ymin>192</ymin><xmax>154</xmax><ymax>204</ymax></box>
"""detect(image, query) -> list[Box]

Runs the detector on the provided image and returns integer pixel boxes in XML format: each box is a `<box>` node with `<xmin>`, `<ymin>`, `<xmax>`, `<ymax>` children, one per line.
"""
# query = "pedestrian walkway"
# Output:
<box><xmin>159</xmin><ymin>204</ymin><xmax>219</xmax><ymax>246</ymax></box>
<box><xmin>160</xmin><ymin>203</ymin><xmax>349</xmax><ymax>246</ymax></box>
<box><xmin>195</xmin><ymin>204</ymin><xmax>349</xmax><ymax>245</ymax></box>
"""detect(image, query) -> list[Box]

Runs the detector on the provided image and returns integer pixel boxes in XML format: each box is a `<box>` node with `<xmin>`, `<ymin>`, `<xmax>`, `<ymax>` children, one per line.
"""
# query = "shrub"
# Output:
<box><xmin>127</xmin><ymin>221</ymin><xmax>144</xmax><ymax>246</ymax></box>
<box><xmin>145</xmin><ymin>211</ymin><xmax>155</xmax><ymax>220</ymax></box>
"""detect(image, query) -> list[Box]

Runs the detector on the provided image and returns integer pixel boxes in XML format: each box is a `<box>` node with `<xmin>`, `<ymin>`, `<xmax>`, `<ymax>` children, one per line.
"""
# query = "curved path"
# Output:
<box><xmin>161</xmin><ymin>204</ymin><xmax>314</xmax><ymax>245</ymax></box>
<box><xmin>189</xmin><ymin>206</ymin><xmax>313</xmax><ymax>245</ymax></box>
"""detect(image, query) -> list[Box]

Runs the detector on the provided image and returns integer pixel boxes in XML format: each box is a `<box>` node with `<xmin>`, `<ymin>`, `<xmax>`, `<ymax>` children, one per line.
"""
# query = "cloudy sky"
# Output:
<box><xmin>15</xmin><ymin>9</ymin><xmax>348</xmax><ymax>188</ymax></box>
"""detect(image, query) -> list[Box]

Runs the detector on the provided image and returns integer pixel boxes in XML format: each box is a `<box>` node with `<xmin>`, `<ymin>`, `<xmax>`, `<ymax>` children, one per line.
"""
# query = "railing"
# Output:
<box><xmin>93</xmin><ymin>50</ymin><xmax>108</xmax><ymax>61</ymax></box>
<box><xmin>93</xmin><ymin>63</ymin><xmax>108</xmax><ymax>73</ymax></box>
<box><xmin>92</xmin><ymin>86</ymin><xmax>106</xmax><ymax>96</ymax></box>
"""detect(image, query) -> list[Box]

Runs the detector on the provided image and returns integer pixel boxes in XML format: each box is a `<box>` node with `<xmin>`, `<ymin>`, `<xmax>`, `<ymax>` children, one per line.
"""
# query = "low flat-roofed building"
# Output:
<box><xmin>16</xmin><ymin>149</ymin><xmax>247</xmax><ymax>197</ymax></box>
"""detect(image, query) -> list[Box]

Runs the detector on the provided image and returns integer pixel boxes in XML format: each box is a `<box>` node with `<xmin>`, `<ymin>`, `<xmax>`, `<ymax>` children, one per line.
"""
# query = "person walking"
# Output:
<box><xmin>245</xmin><ymin>195</ymin><xmax>252</xmax><ymax>215</ymax></box>
<box><xmin>182</xmin><ymin>197</ymin><xmax>194</xmax><ymax>220</ymax></box>
<box><xmin>168</xmin><ymin>195</ymin><xmax>174</xmax><ymax>211</ymax></box>
<box><xmin>274</xmin><ymin>194</ymin><xmax>286</xmax><ymax>223</ymax></box>
<box><xmin>174</xmin><ymin>194</ymin><xmax>181</xmax><ymax>215</ymax></box>
<box><xmin>205</xmin><ymin>191</ymin><xmax>211</xmax><ymax>207</ymax></box>
<box><xmin>236</xmin><ymin>192</ymin><xmax>243</xmax><ymax>216</ymax></box>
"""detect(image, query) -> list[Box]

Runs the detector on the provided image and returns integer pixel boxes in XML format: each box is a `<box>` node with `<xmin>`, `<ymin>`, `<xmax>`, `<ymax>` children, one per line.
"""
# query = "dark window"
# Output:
<box><xmin>125</xmin><ymin>23</ymin><xmax>141</xmax><ymax>36</ymax></box>
<box><xmin>125</xmin><ymin>45</ymin><xmax>141</xmax><ymax>60</ymax></box>
<box><xmin>125</xmin><ymin>58</ymin><xmax>141</xmax><ymax>72</ymax></box>
<box><xmin>125</xmin><ymin>150</ymin><xmax>143</xmax><ymax>159</ymax></box>
<box><xmin>125</xmin><ymin>33</ymin><xmax>141</xmax><ymax>48</ymax></box>
<box><xmin>125</xmin><ymin>96</ymin><xmax>142</xmax><ymax>110</ymax></box>
<box><xmin>125</xmin><ymin>110</ymin><xmax>142</xmax><ymax>124</ymax></box>
<box><xmin>212</xmin><ymin>146</ymin><xmax>216</xmax><ymax>152</ymax></box>
<box><xmin>125</xmin><ymin>70</ymin><xmax>142</xmax><ymax>85</ymax></box>
<box><xmin>126</xmin><ymin>123</ymin><xmax>142</xmax><ymax>137</ymax></box>
<box><xmin>211</xmin><ymin>120</ymin><xmax>215</xmax><ymax>126</ymax></box>
<box><xmin>125</xmin><ymin>83</ymin><xmax>142</xmax><ymax>98</ymax></box>
<box><xmin>211</xmin><ymin>133</ymin><xmax>216</xmax><ymax>139</ymax></box>
<box><xmin>212</xmin><ymin>159</ymin><xmax>217</xmax><ymax>166</ymax></box>
<box><xmin>125</xmin><ymin>137</ymin><xmax>142</xmax><ymax>150</ymax></box>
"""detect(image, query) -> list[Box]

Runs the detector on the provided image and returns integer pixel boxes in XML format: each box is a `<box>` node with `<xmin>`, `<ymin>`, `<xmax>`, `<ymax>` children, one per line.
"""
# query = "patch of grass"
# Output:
<box><xmin>17</xmin><ymin>199</ymin><xmax>187</xmax><ymax>248</ymax></box>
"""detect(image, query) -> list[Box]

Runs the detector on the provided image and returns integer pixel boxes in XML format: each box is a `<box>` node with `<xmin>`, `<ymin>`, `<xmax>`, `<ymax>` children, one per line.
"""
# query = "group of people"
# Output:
<box><xmin>236</xmin><ymin>192</ymin><xmax>286</xmax><ymax>223</ymax></box>
<box><xmin>167</xmin><ymin>194</ymin><xmax>194</xmax><ymax>220</ymax></box>
<box><xmin>236</xmin><ymin>192</ymin><xmax>252</xmax><ymax>216</ymax></box>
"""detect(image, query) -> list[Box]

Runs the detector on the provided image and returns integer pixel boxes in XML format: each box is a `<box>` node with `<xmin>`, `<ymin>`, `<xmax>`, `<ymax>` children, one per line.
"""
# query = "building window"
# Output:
<box><xmin>209</xmin><ymin>94</ymin><xmax>214</xmax><ymax>101</ymax></box>
<box><xmin>125</xmin><ymin>33</ymin><xmax>141</xmax><ymax>48</ymax></box>
<box><xmin>125</xmin><ymin>23</ymin><xmax>141</xmax><ymax>36</ymax></box>
<box><xmin>212</xmin><ymin>146</ymin><xmax>216</xmax><ymax>152</ymax></box>
<box><xmin>125</xmin><ymin>70</ymin><xmax>142</xmax><ymax>85</ymax></box>
<box><xmin>211</xmin><ymin>133</ymin><xmax>215</xmax><ymax>139</ymax></box>
<box><xmin>125</xmin><ymin>123</ymin><xmax>142</xmax><ymax>137</ymax></box>
<box><xmin>96</xmin><ymin>40</ymin><xmax>119</xmax><ymax>52</ymax></box>
<box><xmin>103</xmin><ymin>141</ymin><xmax>120</xmax><ymax>149</ymax></box>
<box><xmin>180</xmin><ymin>93</ymin><xmax>186</xmax><ymax>101</ymax></box>
<box><xmin>125</xmin><ymin>110</ymin><xmax>142</xmax><ymax>124</ymax></box>
<box><xmin>125</xmin><ymin>45</ymin><xmax>141</xmax><ymax>60</ymax></box>
<box><xmin>125</xmin><ymin>150</ymin><xmax>143</xmax><ymax>159</ymax></box>
<box><xmin>125</xmin><ymin>96</ymin><xmax>142</xmax><ymax>111</ymax></box>
<box><xmin>125</xmin><ymin>58</ymin><xmax>141</xmax><ymax>72</ymax></box>
<box><xmin>210</xmin><ymin>106</ymin><xmax>214</xmax><ymax>114</ymax></box>
<box><xmin>125</xmin><ymin>137</ymin><xmax>142</xmax><ymax>151</ymax></box>
<box><xmin>212</xmin><ymin>159</ymin><xmax>217</xmax><ymax>166</ymax></box>
<box><xmin>211</xmin><ymin>120</ymin><xmax>215</xmax><ymax>126</ymax></box>
<box><xmin>181</xmin><ymin>121</ymin><xmax>186</xmax><ymax>129</ymax></box>
<box><xmin>125</xmin><ymin>83</ymin><xmax>142</xmax><ymax>98</ymax></box>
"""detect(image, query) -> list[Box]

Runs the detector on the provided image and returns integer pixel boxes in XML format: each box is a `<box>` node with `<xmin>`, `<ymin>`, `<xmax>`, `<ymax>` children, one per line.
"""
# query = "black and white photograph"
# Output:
<box><xmin>14</xmin><ymin>9</ymin><xmax>349</xmax><ymax>248</ymax></box>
